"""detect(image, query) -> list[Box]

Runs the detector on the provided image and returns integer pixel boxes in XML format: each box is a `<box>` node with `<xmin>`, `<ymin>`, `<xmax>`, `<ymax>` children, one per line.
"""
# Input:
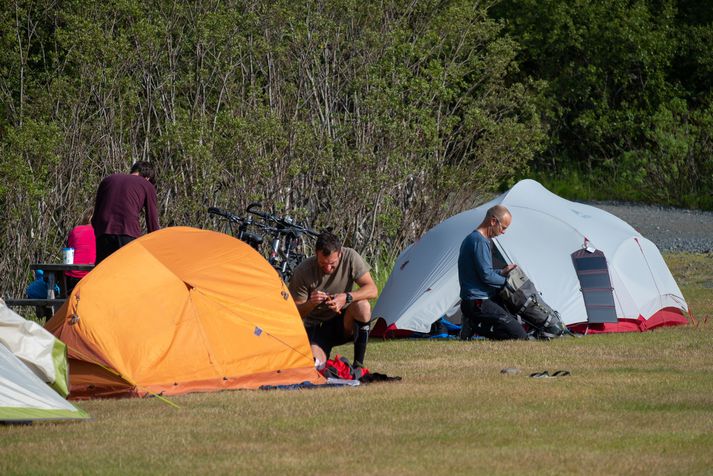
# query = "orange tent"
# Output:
<box><xmin>46</xmin><ymin>227</ymin><xmax>324</xmax><ymax>398</ymax></box>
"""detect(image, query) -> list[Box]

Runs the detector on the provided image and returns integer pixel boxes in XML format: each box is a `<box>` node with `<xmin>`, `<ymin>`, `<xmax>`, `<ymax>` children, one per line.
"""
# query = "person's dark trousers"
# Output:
<box><xmin>95</xmin><ymin>234</ymin><xmax>136</xmax><ymax>264</ymax></box>
<box><xmin>461</xmin><ymin>297</ymin><xmax>529</xmax><ymax>340</ymax></box>
<box><xmin>65</xmin><ymin>276</ymin><xmax>81</xmax><ymax>295</ymax></box>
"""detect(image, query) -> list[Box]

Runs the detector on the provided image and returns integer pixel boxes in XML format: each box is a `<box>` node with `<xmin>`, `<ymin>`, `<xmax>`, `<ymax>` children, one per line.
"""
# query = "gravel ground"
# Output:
<box><xmin>587</xmin><ymin>201</ymin><xmax>713</xmax><ymax>253</ymax></box>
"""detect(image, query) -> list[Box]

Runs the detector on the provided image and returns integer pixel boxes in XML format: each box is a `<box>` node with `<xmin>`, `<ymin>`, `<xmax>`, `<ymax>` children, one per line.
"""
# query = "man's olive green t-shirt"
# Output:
<box><xmin>288</xmin><ymin>247</ymin><xmax>371</xmax><ymax>324</ymax></box>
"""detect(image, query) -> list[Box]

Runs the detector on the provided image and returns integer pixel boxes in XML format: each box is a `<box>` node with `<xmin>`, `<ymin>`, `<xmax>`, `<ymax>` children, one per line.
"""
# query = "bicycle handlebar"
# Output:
<box><xmin>246</xmin><ymin>202</ymin><xmax>267</xmax><ymax>218</ymax></box>
<box><xmin>246</xmin><ymin>203</ymin><xmax>318</xmax><ymax>237</ymax></box>
<box><xmin>208</xmin><ymin>207</ymin><xmax>243</xmax><ymax>224</ymax></box>
<box><xmin>210</xmin><ymin>204</ymin><xmax>318</xmax><ymax>237</ymax></box>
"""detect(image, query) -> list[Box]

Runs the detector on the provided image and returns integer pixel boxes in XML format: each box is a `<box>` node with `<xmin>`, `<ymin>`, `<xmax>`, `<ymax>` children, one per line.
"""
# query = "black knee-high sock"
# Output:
<box><xmin>353</xmin><ymin>321</ymin><xmax>370</xmax><ymax>367</ymax></box>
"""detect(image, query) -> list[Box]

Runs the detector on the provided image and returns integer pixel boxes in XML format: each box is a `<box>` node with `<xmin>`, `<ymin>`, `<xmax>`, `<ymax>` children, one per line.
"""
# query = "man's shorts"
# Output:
<box><xmin>305</xmin><ymin>312</ymin><xmax>351</xmax><ymax>357</ymax></box>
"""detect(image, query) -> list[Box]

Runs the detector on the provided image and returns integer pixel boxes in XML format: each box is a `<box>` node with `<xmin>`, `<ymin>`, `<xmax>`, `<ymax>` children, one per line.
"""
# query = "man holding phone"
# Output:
<box><xmin>289</xmin><ymin>231</ymin><xmax>378</xmax><ymax>368</ymax></box>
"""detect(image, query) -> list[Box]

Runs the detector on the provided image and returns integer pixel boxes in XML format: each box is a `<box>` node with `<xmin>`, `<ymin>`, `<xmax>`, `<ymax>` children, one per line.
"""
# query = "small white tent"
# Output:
<box><xmin>372</xmin><ymin>179</ymin><xmax>688</xmax><ymax>336</ymax></box>
<box><xmin>0</xmin><ymin>343</ymin><xmax>89</xmax><ymax>422</ymax></box>
<box><xmin>0</xmin><ymin>300</ymin><xmax>69</xmax><ymax>396</ymax></box>
<box><xmin>0</xmin><ymin>300</ymin><xmax>88</xmax><ymax>422</ymax></box>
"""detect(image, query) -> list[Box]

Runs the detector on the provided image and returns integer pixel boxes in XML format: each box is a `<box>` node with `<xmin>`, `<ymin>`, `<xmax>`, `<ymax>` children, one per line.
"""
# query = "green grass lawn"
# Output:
<box><xmin>2</xmin><ymin>253</ymin><xmax>712</xmax><ymax>475</ymax></box>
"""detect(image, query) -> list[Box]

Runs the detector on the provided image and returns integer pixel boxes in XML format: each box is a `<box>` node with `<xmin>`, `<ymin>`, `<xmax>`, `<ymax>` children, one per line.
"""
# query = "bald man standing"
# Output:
<box><xmin>457</xmin><ymin>205</ymin><xmax>528</xmax><ymax>340</ymax></box>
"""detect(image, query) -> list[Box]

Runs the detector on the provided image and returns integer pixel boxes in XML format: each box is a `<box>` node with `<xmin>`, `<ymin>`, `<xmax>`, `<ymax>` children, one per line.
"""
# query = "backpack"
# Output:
<box><xmin>319</xmin><ymin>355</ymin><xmax>368</xmax><ymax>380</ymax></box>
<box><xmin>499</xmin><ymin>267</ymin><xmax>569</xmax><ymax>339</ymax></box>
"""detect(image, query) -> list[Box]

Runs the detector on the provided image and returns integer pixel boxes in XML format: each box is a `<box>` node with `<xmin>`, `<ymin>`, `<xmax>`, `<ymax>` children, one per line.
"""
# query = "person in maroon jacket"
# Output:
<box><xmin>92</xmin><ymin>161</ymin><xmax>160</xmax><ymax>264</ymax></box>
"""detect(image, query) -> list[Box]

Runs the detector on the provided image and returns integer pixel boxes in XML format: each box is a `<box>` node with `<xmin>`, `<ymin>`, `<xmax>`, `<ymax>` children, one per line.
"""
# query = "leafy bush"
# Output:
<box><xmin>0</xmin><ymin>0</ymin><xmax>543</xmax><ymax>295</ymax></box>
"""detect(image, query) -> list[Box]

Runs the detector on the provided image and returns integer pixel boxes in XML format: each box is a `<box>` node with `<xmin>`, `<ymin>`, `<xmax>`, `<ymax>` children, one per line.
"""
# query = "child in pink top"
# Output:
<box><xmin>65</xmin><ymin>208</ymin><xmax>96</xmax><ymax>292</ymax></box>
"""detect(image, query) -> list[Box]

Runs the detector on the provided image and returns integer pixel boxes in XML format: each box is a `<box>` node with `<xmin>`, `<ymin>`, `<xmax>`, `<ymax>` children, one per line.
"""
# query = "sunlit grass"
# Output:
<box><xmin>1</xmin><ymin>253</ymin><xmax>711</xmax><ymax>475</ymax></box>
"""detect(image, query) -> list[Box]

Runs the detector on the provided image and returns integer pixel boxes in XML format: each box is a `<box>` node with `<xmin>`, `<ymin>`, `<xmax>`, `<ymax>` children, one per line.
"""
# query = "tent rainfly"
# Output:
<box><xmin>372</xmin><ymin>179</ymin><xmax>688</xmax><ymax>337</ymax></box>
<box><xmin>45</xmin><ymin>227</ymin><xmax>325</xmax><ymax>398</ymax></box>
<box><xmin>0</xmin><ymin>300</ymin><xmax>88</xmax><ymax>422</ymax></box>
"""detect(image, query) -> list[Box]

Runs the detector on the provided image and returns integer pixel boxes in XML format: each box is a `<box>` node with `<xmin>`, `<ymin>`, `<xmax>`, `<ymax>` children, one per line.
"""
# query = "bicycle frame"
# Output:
<box><xmin>208</xmin><ymin>203</ymin><xmax>318</xmax><ymax>281</ymax></box>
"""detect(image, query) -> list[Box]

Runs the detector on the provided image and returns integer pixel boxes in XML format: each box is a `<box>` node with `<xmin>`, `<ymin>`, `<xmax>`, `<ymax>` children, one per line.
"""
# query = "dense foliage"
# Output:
<box><xmin>1</xmin><ymin>0</ymin><xmax>711</xmax><ymax>297</ymax></box>
<box><xmin>0</xmin><ymin>0</ymin><xmax>542</xmax><ymax>295</ymax></box>
<box><xmin>492</xmin><ymin>0</ymin><xmax>713</xmax><ymax>206</ymax></box>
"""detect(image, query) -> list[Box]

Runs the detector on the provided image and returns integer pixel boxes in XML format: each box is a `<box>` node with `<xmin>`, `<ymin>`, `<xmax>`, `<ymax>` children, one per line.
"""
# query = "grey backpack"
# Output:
<box><xmin>499</xmin><ymin>267</ymin><xmax>568</xmax><ymax>339</ymax></box>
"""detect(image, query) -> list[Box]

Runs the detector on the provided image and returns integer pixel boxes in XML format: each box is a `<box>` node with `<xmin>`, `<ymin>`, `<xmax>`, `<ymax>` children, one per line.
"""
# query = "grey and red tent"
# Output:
<box><xmin>372</xmin><ymin>179</ymin><xmax>688</xmax><ymax>337</ymax></box>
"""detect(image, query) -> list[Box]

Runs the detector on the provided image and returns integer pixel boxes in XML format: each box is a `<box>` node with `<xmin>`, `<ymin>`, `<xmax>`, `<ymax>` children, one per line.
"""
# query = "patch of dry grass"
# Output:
<box><xmin>1</xmin><ymin>253</ymin><xmax>712</xmax><ymax>475</ymax></box>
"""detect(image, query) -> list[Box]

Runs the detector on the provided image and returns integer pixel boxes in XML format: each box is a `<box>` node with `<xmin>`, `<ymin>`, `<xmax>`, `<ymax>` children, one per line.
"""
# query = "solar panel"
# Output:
<box><xmin>571</xmin><ymin>248</ymin><xmax>618</xmax><ymax>323</ymax></box>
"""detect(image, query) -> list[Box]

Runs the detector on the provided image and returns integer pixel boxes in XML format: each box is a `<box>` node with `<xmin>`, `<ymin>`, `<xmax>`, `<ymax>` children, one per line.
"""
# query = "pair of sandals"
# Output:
<box><xmin>529</xmin><ymin>370</ymin><xmax>571</xmax><ymax>378</ymax></box>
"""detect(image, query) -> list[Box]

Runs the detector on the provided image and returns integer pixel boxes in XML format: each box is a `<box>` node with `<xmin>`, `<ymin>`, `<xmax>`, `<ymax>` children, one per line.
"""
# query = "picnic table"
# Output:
<box><xmin>4</xmin><ymin>263</ymin><xmax>95</xmax><ymax>315</ymax></box>
<box><xmin>29</xmin><ymin>263</ymin><xmax>94</xmax><ymax>299</ymax></box>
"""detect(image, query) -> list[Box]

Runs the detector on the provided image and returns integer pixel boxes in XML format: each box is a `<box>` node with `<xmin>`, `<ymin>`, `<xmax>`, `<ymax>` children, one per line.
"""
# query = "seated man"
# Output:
<box><xmin>289</xmin><ymin>232</ymin><xmax>378</xmax><ymax>367</ymax></box>
<box><xmin>458</xmin><ymin>204</ymin><xmax>528</xmax><ymax>340</ymax></box>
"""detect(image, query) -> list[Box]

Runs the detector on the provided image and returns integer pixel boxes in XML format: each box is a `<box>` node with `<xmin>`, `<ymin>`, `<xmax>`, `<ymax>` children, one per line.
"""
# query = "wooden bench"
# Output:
<box><xmin>4</xmin><ymin>299</ymin><xmax>67</xmax><ymax>308</ymax></box>
<box><xmin>4</xmin><ymin>299</ymin><xmax>67</xmax><ymax>318</ymax></box>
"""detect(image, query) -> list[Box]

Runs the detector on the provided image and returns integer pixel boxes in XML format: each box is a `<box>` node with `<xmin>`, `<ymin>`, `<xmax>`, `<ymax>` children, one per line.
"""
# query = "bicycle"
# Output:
<box><xmin>246</xmin><ymin>203</ymin><xmax>318</xmax><ymax>281</ymax></box>
<box><xmin>207</xmin><ymin>203</ymin><xmax>318</xmax><ymax>281</ymax></box>
<box><xmin>207</xmin><ymin>206</ymin><xmax>264</xmax><ymax>251</ymax></box>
